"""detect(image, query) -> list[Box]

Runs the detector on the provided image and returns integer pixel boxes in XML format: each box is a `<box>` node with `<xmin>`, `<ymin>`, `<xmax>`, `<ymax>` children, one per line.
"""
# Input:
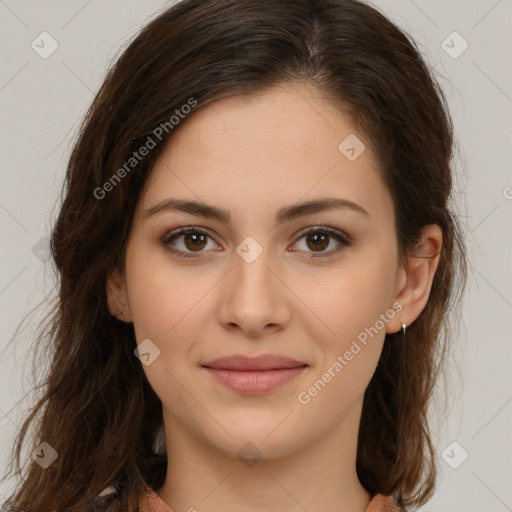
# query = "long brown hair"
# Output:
<box><xmin>2</xmin><ymin>0</ymin><xmax>467</xmax><ymax>510</ymax></box>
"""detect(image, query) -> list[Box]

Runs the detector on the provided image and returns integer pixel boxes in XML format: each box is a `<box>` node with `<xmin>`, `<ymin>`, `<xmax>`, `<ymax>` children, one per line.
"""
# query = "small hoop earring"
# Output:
<box><xmin>401</xmin><ymin>322</ymin><xmax>407</xmax><ymax>336</ymax></box>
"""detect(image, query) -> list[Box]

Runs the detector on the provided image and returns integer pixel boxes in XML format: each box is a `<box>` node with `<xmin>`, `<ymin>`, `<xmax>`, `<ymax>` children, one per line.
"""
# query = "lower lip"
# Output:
<box><xmin>203</xmin><ymin>366</ymin><xmax>308</xmax><ymax>394</ymax></box>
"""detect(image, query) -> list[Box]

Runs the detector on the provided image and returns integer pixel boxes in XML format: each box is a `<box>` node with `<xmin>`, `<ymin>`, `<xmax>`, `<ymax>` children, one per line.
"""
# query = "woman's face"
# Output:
<box><xmin>110</xmin><ymin>83</ymin><xmax>407</xmax><ymax>459</ymax></box>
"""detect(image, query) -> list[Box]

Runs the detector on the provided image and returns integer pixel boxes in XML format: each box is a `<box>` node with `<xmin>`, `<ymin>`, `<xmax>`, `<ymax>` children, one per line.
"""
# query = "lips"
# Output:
<box><xmin>201</xmin><ymin>354</ymin><xmax>308</xmax><ymax>394</ymax></box>
<box><xmin>202</xmin><ymin>353</ymin><xmax>308</xmax><ymax>371</ymax></box>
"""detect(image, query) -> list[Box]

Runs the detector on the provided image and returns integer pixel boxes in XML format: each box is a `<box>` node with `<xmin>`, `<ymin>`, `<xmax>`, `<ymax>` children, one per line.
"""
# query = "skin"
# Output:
<box><xmin>107</xmin><ymin>82</ymin><xmax>442</xmax><ymax>512</ymax></box>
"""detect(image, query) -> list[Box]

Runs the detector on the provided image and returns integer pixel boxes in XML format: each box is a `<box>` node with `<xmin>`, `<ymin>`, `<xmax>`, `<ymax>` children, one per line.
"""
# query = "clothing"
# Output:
<box><xmin>139</xmin><ymin>485</ymin><xmax>403</xmax><ymax>512</ymax></box>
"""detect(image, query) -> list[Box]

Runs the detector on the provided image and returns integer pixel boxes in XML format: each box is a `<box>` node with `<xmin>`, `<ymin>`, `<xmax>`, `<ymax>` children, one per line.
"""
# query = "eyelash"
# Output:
<box><xmin>161</xmin><ymin>226</ymin><xmax>352</xmax><ymax>260</ymax></box>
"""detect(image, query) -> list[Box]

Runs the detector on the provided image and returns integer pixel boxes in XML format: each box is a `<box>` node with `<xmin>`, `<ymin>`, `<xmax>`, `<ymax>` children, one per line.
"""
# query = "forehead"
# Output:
<box><xmin>157</xmin><ymin>83</ymin><xmax>368</xmax><ymax>167</ymax></box>
<box><xmin>136</xmin><ymin>83</ymin><xmax>394</xmax><ymax>229</ymax></box>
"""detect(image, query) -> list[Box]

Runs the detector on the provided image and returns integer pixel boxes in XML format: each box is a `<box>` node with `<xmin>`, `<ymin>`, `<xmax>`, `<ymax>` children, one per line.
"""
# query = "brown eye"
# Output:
<box><xmin>182</xmin><ymin>231</ymin><xmax>208</xmax><ymax>251</ymax></box>
<box><xmin>305</xmin><ymin>232</ymin><xmax>329</xmax><ymax>252</ymax></box>
<box><xmin>162</xmin><ymin>225</ymin><xmax>351</xmax><ymax>260</ymax></box>
<box><xmin>162</xmin><ymin>227</ymin><xmax>217</xmax><ymax>258</ymax></box>
<box><xmin>292</xmin><ymin>227</ymin><xmax>351</xmax><ymax>259</ymax></box>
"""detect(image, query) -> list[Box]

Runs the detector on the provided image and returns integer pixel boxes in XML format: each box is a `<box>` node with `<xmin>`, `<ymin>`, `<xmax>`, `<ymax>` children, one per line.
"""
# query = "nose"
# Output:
<box><xmin>217</xmin><ymin>243</ymin><xmax>291</xmax><ymax>338</ymax></box>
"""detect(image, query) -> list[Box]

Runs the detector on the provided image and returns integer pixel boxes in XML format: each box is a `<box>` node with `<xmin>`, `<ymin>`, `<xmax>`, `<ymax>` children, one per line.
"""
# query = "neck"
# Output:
<box><xmin>157</xmin><ymin>398</ymin><xmax>372</xmax><ymax>512</ymax></box>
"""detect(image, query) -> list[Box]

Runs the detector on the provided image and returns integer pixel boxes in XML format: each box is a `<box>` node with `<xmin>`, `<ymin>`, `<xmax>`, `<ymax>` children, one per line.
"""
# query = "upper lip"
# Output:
<box><xmin>202</xmin><ymin>354</ymin><xmax>308</xmax><ymax>371</ymax></box>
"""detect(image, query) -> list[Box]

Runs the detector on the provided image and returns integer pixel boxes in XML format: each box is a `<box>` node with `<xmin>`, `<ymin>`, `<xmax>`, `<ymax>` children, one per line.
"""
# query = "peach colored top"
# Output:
<box><xmin>139</xmin><ymin>486</ymin><xmax>402</xmax><ymax>511</ymax></box>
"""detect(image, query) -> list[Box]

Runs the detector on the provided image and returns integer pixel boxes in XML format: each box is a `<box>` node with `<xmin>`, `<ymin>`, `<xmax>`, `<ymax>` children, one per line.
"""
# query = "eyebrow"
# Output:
<box><xmin>144</xmin><ymin>196</ymin><xmax>369</xmax><ymax>223</ymax></box>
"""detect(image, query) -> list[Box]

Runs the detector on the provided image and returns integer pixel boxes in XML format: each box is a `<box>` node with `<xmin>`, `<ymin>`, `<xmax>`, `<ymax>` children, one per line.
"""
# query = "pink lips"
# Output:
<box><xmin>201</xmin><ymin>354</ymin><xmax>308</xmax><ymax>394</ymax></box>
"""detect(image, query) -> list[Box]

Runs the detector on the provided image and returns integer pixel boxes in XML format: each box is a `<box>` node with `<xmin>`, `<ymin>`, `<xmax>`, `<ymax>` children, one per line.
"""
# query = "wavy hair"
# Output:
<box><xmin>2</xmin><ymin>0</ymin><xmax>467</xmax><ymax>510</ymax></box>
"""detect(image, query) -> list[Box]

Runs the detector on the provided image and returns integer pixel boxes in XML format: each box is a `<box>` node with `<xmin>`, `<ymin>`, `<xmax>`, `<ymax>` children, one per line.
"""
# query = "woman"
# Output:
<box><xmin>2</xmin><ymin>0</ymin><xmax>467</xmax><ymax>511</ymax></box>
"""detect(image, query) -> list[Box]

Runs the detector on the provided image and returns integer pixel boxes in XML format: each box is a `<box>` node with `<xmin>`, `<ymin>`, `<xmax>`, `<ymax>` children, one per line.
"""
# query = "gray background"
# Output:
<box><xmin>0</xmin><ymin>1</ymin><xmax>511</xmax><ymax>510</ymax></box>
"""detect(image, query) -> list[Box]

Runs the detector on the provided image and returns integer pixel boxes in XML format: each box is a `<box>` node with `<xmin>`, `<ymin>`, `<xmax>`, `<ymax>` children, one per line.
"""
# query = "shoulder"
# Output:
<box><xmin>139</xmin><ymin>485</ymin><xmax>174</xmax><ymax>512</ymax></box>
<box><xmin>93</xmin><ymin>483</ymin><xmax>172</xmax><ymax>512</ymax></box>
<box><xmin>365</xmin><ymin>494</ymin><xmax>405</xmax><ymax>512</ymax></box>
<box><xmin>97</xmin><ymin>486</ymin><xmax>401</xmax><ymax>512</ymax></box>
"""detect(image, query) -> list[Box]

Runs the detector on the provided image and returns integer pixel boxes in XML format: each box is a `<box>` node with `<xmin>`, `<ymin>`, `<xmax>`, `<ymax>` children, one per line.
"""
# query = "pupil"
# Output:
<box><xmin>308</xmin><ymin>233</ymin><xmax>328</xmax><ymax>251</ymax></box>
<box><xmin>186</xmin><ymin>233</ymin><xmax>206</xmax><ymax>250</ymax></box>
<box><xmin>182</xmin><ymin>232</ymin><xmax>330</xmax><ymax>253</ymax></box>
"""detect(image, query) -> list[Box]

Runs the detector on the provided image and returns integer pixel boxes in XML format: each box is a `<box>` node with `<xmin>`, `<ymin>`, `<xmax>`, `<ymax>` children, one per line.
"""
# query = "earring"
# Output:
<box><xmin>401</xmin><ymin>322</ymin><xmax>407</xmax><ymax>336</ymax></box>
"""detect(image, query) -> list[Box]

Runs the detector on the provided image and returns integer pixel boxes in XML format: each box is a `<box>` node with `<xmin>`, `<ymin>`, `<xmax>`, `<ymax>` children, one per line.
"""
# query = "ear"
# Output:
<box><xmin>106</xmin><ymin>266</ymin><xmax>132</xmax><ymax>323</ymax></box>
<box><xmin>386</xmin><ymin>224</ymin><xmax>442</xmax><ymax>334</ymax></box>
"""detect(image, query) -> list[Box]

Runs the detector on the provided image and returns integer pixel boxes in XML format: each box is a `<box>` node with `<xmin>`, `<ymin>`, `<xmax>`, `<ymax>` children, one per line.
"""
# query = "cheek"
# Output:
<box><xmin>300</xmin><ymin>250</ymin><xmax>396</xmax><ymax>397</ymax></box>
<box><xmin>305</xmin><ymin>255</ymin><xmax>395</xmax><ymax>344</ymax></box>
<box><xmin>125</xmin><ymin>257</ymin><xmax>211</xmax><ymax>417</ymax></box>
<box><xmin>295</xmin><ymin>270</ymin><xmax>392</xmax><ymax>422</ymax></box>
<box><xmin>130</xmin><ymin>274</ymin><xmax>200</xmax><ymax>339</ymax></box>
<box><xmin>123</xmin><ymin>246</ymin><xmax>211</xmax><ymax>396</ymax></box>
<box><xmin>125</xmin><ymin>236</ymin><xmax>209</xmax><ymax>341</ymax></box>
<box><xmin>128</xmin><ymin>274</ymin><xmax>214</xmax><ymax>386</ymax></box>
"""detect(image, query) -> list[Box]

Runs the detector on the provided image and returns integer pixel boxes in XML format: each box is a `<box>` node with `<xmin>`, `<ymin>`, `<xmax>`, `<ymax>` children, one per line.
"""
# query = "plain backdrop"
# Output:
<box><xmin>0</xmin><ymin>1</ymin><xmax>511</xmax><ymax>510</ymax></box>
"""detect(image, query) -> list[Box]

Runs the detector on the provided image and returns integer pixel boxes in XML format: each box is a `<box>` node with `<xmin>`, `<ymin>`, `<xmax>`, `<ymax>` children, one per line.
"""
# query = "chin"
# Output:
<box><xmin>197</xmin><ymin>416</ymin><xmax>309</xmax><ymax>462</ymax></box>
